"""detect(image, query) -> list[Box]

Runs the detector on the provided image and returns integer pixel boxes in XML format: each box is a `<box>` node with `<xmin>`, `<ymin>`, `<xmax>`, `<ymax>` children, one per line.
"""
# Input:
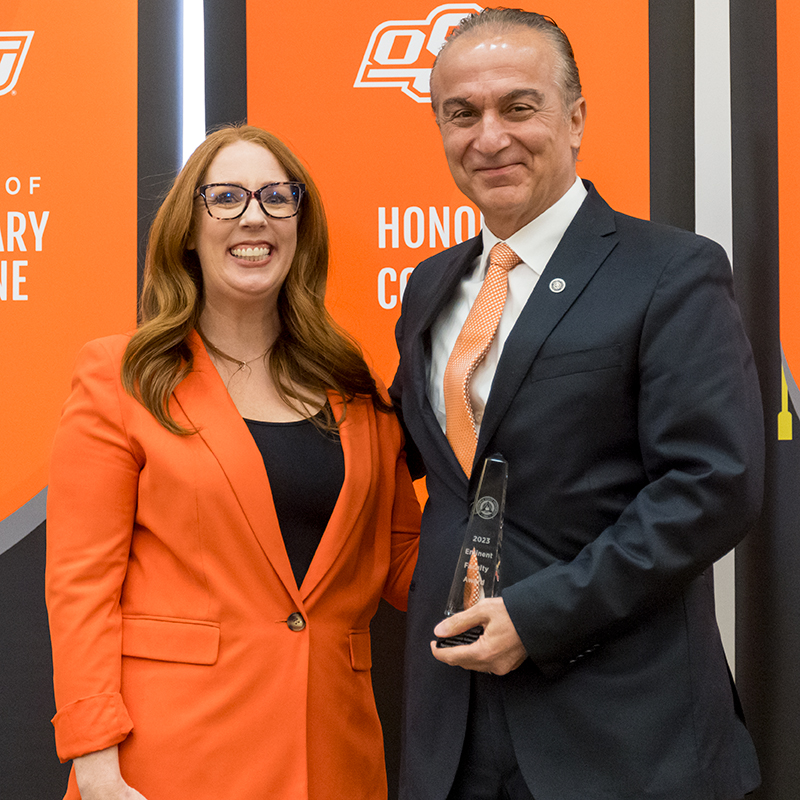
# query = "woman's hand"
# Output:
<box><xmin>73</xmin><ymin>745</ymin><xmax>148</xmax><ymax>800</ymax></box>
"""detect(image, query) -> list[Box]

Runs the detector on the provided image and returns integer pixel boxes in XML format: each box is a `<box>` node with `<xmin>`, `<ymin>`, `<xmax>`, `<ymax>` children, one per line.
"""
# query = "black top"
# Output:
<box><xmin>244</xmin><ymin>414</ymin><xmax>344</xmax><ymax>587</ymax></box>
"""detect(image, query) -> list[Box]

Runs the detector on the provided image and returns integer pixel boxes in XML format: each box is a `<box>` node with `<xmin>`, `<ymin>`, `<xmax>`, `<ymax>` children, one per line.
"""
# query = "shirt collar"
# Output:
<box><xmin>479</xmin><ymin>176</ymin><xmax>588</xmax><ymax>277</ymax></box>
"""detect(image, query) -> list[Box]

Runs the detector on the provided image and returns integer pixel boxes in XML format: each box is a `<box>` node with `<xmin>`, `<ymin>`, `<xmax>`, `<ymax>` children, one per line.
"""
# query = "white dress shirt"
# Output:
<box><xmin>428</xmin><ymin>177</ymin><xmax>588</xmax><ymax>435</ymax></box>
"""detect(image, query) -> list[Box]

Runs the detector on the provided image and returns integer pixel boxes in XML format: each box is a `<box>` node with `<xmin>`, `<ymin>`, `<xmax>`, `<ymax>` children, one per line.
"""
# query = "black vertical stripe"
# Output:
<box><xmin>731</xmin><ymin>1</ymin><xmax>800</xmax><ymax>796</ymax></box>
<box><xmin>137</xmin><ymin>0</ymin><xmax>183</xmax><ymax>301</ymax></box>
<box><xmin>204</xmin><ymin>0</ymin><xmax>248</xmax><ymax>131</ymax></box>
<box><xmin>648</xmin><ymin>0</ymin><xmax>696</xmax><ymax>231</ymax></box>
<box><xmin>0</xmin><ymin>526</ymin><xmax>70</xmax><ymax>797</ymax></box>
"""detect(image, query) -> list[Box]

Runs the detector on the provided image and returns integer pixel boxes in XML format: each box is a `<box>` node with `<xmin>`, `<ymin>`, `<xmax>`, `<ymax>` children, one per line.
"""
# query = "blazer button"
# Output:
<box><xmin>287</xmin><ymin>612</ymin><xmax>306</xmax><ymax>632</ymax></box>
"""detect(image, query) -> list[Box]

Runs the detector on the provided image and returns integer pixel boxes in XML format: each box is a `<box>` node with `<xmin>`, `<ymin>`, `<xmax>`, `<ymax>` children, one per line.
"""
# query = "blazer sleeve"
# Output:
<box><xmin>381</xmin><ymin>446</ymin><xmax>421</xmax><ymax>611</ymax></box>
<box><xmin>502</xmin><ymin>235</ymin><xmax>765</xmax><ymax>665</ymax></box>
<box><xmin>373</xmin><ymin>377</ymin><xmax>421</xmax><ymax>611</ymax></box>
<box><xmin>45</xmin><ymin>338</ymin><xmax>139</xmax><ymax>761</ymax></box>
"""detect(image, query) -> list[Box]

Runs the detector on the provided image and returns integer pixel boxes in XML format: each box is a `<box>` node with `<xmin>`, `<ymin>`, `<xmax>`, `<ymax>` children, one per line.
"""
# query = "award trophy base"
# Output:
<box><xmin>435</xmin><ymin>625</ymin><xmax>484</xmax><ymax>649</ymax></box>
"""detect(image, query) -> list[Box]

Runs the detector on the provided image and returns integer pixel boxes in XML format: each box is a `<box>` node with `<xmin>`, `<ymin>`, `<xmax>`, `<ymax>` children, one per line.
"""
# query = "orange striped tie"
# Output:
<box><xmin>444</xmin><ymin>242</ymin><xmax>521</xmax><ymax>476</ymax></box>
<box><xmin>463</xmin><ymin>549</ymin><xmax>483</xmax><ymax>609</ymax></box>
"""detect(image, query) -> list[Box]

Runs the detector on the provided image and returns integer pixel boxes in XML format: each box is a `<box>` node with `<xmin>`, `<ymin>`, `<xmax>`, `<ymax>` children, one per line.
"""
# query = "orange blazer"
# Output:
<box><xmin>46</xmin><ymin>332</ymin><xmax>420</xmax><ymax>800</ymax></box>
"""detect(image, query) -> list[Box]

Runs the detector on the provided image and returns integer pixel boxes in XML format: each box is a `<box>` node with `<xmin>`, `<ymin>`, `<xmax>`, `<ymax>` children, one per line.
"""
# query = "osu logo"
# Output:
<box><xmin>0</xmin><ymin>31</ymin><xmax>34</xmax><ymax>96</ymax></box>
<box><xmin>354</xmin><ymin>4</ymin><xmax>482</xmax><ymax>103</ymax></box>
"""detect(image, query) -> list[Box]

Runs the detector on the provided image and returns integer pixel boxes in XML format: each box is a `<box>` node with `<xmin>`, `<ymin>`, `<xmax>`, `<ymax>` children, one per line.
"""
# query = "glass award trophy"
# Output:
<box><xmin>436</xmin><ymin>454</ymin><xmax>508</xmax><ymax>648</ymax></box>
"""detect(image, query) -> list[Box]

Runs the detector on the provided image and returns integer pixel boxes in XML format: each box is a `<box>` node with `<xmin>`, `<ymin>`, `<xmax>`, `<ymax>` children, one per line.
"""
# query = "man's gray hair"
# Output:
<box><xmin>431</xmin><ymin>8</ymin><xmax>582</xmax><ymax>111</ymax></box>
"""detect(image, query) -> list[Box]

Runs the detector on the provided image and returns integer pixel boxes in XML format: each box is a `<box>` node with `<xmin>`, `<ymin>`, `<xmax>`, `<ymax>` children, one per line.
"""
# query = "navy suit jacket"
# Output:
<box><xmin>390</xmin><ymin>182</ymin><xmax>763</xmax><ymax>800</ymax></box>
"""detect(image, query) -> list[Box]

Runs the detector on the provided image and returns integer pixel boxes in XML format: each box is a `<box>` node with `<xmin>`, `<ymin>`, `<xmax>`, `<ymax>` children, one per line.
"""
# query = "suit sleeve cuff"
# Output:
<box><xmin>502</xmin><ymin>582</ymin><xmax>602</xmax><ymax>678</ymax></box>
<box><xmin>52</xmin><ymin>692</ymin><xmax>133</xmax><ymax>762</ymax></box>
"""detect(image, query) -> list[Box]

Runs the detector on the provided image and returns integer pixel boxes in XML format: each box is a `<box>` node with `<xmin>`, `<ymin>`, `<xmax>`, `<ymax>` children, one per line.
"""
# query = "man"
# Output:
<box><xmin>390</xmin><ymin>9</ymin><xmax>763</xmax><ymax>800</ymax></box>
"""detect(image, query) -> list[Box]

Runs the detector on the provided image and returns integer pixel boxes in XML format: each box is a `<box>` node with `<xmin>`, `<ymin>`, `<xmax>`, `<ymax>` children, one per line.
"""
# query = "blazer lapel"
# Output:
<box><xmin>298</xmin><ymin>393</ymin><xmax>372</xmax><ymax>599</ymax></box>
<box><xmin>476</xmin><ymin>184</ymin><xmax>620</xmax><ymax>462</ymax></box>
<box><xmin>173</xmin><ymin>331</ymin><xmax>303</xmax><ymax>606</ymax></box>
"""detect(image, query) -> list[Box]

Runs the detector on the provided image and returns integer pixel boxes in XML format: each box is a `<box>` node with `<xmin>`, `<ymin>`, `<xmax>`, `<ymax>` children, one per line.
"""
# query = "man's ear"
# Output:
<box><xmin>569</xmin><ymin>96</ymin><xmax>587</xmax><ymax>150</ymax></box>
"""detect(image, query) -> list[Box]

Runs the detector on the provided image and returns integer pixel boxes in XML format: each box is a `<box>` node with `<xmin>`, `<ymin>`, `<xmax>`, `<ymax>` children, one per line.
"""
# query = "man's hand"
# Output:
<box><xmin>431</xmin><ymin>597</ymin><xmax>528</xmax><ymax>675</ymax></box>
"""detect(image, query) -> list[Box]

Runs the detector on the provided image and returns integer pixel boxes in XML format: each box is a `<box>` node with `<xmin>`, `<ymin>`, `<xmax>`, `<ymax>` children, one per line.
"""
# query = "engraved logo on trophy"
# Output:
<box><xmin>475</xmin><ymin>496</ymin><xmax>499</xmax><ymax>519</ymax></box>
<box><xmin>436</xmin><ymin>454</ymin><xmax>508</xmax><ymax>648</ymax></box>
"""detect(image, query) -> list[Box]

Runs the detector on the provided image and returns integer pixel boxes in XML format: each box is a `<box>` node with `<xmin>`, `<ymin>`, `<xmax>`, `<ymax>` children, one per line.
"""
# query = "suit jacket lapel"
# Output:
<box><xmin>476</xmin><ymin>184</ymin><xmax>619</xmax><ymax>461</ymax></box>
<box><xmin>416</xmin><ymin>237</ymin><xmax>484</xmax><ymax>336</ymax></box>
<box><xmin>173</xmin><ymin>331</ymin><xmax>303</xmax><ymax>606</ymax></box>
<box><xmin>410</xmin><ymin>237</ymin><xmax>484</xmax><ymax>484</ymax></box>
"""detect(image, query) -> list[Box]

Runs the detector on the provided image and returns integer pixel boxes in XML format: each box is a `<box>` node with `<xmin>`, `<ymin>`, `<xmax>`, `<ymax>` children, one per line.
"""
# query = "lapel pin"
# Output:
<box><xmin>549</xmin><ymin>278</ymin><xmax>566</xmax><ymax>293</ymax></box>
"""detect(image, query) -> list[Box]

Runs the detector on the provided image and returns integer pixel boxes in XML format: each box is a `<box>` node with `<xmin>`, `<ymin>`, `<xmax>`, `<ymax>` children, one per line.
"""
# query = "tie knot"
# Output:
<box><xmin>489</xmin><ymin>242</ymin><xmax>521</xmax><ymax>272</ymax></box>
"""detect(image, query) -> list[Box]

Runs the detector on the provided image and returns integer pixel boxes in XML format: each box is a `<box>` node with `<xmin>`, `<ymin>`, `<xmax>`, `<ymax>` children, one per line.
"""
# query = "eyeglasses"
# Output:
<box><xmin>196</xmin><ymin>182</ymin><xmax>306</xmax><ymax>220</ymax></box>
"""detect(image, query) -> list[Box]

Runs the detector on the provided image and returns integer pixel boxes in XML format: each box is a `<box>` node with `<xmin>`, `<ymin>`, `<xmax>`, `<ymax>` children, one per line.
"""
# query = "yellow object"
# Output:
<box><xmin>779</xmin><ymin>365</ymin><xmax>793</xmax><ymax>440</ymax></box>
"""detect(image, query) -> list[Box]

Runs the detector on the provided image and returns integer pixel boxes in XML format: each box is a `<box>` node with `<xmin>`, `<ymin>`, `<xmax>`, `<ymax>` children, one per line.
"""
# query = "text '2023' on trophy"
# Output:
<box><xmin>436</xmin><ymin>454</ymin><xmax>508</xmax><ymax>648</ymax></box>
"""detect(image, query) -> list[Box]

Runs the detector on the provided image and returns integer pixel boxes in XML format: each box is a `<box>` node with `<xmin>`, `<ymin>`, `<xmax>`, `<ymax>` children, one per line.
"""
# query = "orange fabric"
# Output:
<box><xmin>443</xmin><ymin>243</ymin><xmax>521</xmax><ymax>475</ymax></box>
<box><xmin>45</xmin><ymin>331</ymin><xmax>420</xmax><ymax>800</ymax></box>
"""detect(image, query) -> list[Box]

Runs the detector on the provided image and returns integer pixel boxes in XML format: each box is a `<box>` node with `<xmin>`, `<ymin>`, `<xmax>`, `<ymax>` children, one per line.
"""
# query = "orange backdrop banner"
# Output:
<box><xmin>0</xmin><ymin>1</ymin><xmax>137</xmax><ymax>523</ymax></box>
<box><xmin>246</xmin><ymin>1</ymin><xmax>649</xmax><ymax>384</ymax></box>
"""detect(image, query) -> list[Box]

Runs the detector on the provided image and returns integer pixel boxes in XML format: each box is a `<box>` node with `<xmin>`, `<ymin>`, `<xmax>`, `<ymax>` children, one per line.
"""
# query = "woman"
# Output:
<box><xmin>45</xmin><ymin>125</ymin><xmax>420</xmax><ymax>800</ymax></box>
